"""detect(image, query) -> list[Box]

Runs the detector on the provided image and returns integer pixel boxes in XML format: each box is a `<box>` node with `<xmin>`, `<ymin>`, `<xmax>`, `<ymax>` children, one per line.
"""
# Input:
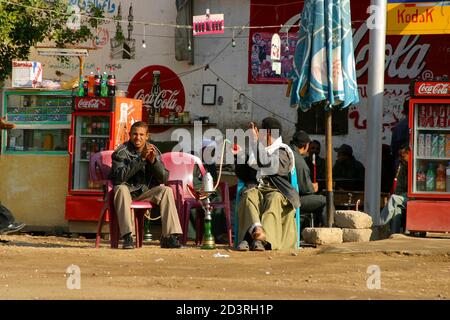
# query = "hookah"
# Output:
<box><xmin>189</xmin><ymin>139</ymin><xmax>233</xmax><ymax>250</ymax></box>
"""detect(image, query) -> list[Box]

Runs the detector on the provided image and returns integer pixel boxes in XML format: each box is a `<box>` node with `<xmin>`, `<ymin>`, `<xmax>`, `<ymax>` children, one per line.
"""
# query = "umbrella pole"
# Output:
<box><xmin>325</xmin><ymin>110</ymin><xmax>335</xmax><ymax>227</ymax></box>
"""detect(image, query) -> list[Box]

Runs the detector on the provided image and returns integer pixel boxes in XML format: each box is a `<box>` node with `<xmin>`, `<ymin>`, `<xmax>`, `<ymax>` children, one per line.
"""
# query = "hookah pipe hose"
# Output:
<box><xmin>187</xmin><ymin>139</ymin><xmax>232</xmax><ymax>200</ymax></box>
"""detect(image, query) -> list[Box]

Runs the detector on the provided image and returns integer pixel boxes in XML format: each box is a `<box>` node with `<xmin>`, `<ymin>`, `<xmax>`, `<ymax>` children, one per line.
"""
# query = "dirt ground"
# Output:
<box><xmin>0</xmin><ymin>233</ymin><xmax>449</xmax><ymax>300</ymax></box>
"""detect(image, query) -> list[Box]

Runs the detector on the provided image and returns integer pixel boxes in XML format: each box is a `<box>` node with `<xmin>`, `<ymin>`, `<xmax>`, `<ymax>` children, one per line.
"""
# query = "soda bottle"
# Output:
<box><xmin>94</xmin><ymin>67</ymin><xmax>102</xmax><ymax>97</ymax></box>
<box><xmin>78</xmin><ymin>75</ymin><xmax>85</xmax><ymax>97</ymax></box>
<box><xmin>446</xmin><ymin>162</ymin><xmax>450</xmax><ymax>193</ymax></box>
<box><xmin>81</xmin><ymin>141</ymin><xmax>87</xmax><ymax>159</ymax></box>
<box><xmin>436</xmin><ymin>163</ymin><xmax>446</xmax><ymax>192</ymax></box>
<box><xmin>107</xmin><ymin>67</ymin><xmax>116</xmax><ymax>97</ymax></box>
<box><xmin>148</xmin><ymin>70</ymin><xmax>161</xmax><ymax>124</ymax></box>
<box><xmin>416</xmin><ymin>165</ymin><xmax>426</xmax><ymax>191</ymax></box>
<box><xmin>82</xmin><ymin>121</ymin><xmax>87</xmax><ymax>135</ymax></box>
<box><xmin>426</xmin><ymin>163</ymin><xmax>436</xmax><ymax>192</ymax></box>
<box><xmin>88</xmin><ymin>71</ymin><xmax>95</xmax><ymax>97</ymax></box>
<box><xmin>86</xmin><ymin>118</ymin><xmax>92</xmax><ymax>135</ymax></box>
<box><xmin>83</xmin><ymin>78</ymin><xmax>89</xmax><ymax>96</ymax></box>
<box><xmin>101</xmin><ymin>72</ymin><xmax>108</xmax><ymax>97</ymax></box>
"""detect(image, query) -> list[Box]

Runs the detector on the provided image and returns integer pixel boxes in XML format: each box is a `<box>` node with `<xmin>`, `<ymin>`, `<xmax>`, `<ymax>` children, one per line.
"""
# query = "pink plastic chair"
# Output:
<box><xmin>89</xmin><ymin>150</ymin><xmax>154</xmax><ymax>248</ymax></box>
<box><xmin>160</xmin><ymin>152</ymin><xmax>233</xmax><ymax>247</ymax></box>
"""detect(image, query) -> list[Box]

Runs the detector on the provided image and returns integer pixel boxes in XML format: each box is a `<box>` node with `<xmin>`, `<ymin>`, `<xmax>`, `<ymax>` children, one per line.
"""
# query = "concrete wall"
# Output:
<box><xmin>0</xmin><ymin>155</ymin><xmax>70</xmax><ymax>229</ymax></box>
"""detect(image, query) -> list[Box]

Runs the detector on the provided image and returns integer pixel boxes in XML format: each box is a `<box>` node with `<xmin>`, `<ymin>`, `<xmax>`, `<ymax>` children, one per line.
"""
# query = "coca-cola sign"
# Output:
<box><xmin>414</xmin><ymin>82</ymin><xmax>450</xmax><ymax>97</ymax></box>
<box><xmin>127</xmin><ymin>65</ymin><xmax>186</xmax><ymax>122</ymax></box>
<box><xmin>74</xmin><ymin>97</ymin><xmax>111</xmax><ymax>111</ymax></box>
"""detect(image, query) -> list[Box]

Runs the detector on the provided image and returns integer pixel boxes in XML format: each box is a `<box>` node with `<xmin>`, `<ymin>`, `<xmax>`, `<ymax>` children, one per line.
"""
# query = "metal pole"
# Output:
<box><xmin>364</xmin><ymin>0</ymin><xmax>387</xmax><ymax>224</ymax></box>
<box><xmin>325</xmin><ymin>109</ymin><xmax>335</xmax><ymax>227</ymax></box>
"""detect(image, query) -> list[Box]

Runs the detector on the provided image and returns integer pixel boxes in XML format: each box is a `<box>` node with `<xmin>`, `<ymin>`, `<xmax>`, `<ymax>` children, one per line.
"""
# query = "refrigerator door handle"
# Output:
<box><xmin>68</xmin><ymin>135</ymin><xmax>74</xmax><ymax>155</ymax></box>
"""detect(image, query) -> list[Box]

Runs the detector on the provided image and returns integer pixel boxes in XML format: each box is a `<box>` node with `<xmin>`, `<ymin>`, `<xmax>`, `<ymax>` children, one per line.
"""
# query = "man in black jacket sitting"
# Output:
<box><xmin>110</xmin><ymin>121</ymin><xmax>183</xmax><ymax>249</ymax></box>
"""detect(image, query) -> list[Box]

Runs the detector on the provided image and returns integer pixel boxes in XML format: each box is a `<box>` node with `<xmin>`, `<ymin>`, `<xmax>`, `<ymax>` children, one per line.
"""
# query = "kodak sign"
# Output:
<box><xmin>387</xmin><ymin>1</ymin><xmax>450</xmax><ymax>35</ymax></box>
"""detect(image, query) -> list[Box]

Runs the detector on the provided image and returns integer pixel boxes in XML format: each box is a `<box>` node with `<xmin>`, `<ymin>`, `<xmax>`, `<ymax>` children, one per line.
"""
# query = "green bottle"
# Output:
<box><xmin>100</xmin><ymin>72</ymin><xmax>108</xmax><ymax>97</ymax></box>
<box><xmin>78</xmin><ymin>75</ymin><xmax>85</xmax><ymax>97</ymax></box>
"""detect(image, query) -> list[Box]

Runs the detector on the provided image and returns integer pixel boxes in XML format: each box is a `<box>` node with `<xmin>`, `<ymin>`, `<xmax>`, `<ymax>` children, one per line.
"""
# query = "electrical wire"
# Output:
<box><xmin>207</xmin><ymin>66</ymin><xmax>297</xmax><ymax>125</ymax></box>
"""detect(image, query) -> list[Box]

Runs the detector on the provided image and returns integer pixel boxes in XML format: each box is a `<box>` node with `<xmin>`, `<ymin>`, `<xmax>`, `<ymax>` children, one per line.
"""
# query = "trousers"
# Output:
<box><xmin>299</xmin><ymin>194</ymin><xmax>327</xmax><ymax>227</ymax></box>
<box><xmin>379</xmin><ymin>194</ymin><xmax>408</xmax><ymax>234</ymax></box>
<box><xmin>238</xmin><ymin>185</ymin><xmax>297</xmax><ymax>250</ymax></box>
<box><xmin>113</xmin><ymin>185</ymin><xmax>183</xmax><ymax>238</ymax></box>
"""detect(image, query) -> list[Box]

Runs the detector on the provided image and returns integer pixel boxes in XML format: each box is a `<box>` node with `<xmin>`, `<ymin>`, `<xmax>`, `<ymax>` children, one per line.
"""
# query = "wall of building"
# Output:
<box><xmin>0</xmin><ymin>155</ymin><xmax>70</xmax><ymax>229</ymax></box>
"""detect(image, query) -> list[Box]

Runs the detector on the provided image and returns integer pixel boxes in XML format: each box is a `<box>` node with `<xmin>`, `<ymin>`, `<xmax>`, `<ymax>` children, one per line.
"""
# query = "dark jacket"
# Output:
<box><xmin>235</xmin><ymin>142</ymin><xmax>300</xmax><ymax>209</ymax></box>
<box><xmin>394</xmin><ymin>161</ymin><xmax>408</xmax><ymax>195</ymax></box>
<box><xmin>290</xmin><ymin>143</ymin><xmax>315</xmax><ymax>195</ymax></box>
<box><xmin>110</xmin><ymin>141</ymin><xmax>169</xmax><ymax>198</ymax></box>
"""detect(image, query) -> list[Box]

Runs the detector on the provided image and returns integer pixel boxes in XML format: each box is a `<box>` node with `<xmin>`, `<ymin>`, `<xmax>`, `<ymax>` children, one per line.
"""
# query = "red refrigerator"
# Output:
<box><xmin>65</xmin><ymin>96</ymin><xmax>142</xmax><ymax>223</ymax></box>
<box><xmin>407</xmin><ymin>81</ymin><xmax>450</xmax><ymax>233</ymax></box>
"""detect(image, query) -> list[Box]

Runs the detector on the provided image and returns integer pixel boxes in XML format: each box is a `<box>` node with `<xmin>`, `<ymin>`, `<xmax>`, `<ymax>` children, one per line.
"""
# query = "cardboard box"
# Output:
<box><xmin>11</xmin><ymin>61</ymin><xmax>43</xmax><ymax>88</ymax></box>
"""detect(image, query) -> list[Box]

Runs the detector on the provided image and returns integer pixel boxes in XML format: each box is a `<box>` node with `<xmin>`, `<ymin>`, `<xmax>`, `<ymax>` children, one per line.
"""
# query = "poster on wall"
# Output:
<box><xmin>248</xmin><ymin>0</ymin><xmax>299</xmax><ymax>84</ymax></box>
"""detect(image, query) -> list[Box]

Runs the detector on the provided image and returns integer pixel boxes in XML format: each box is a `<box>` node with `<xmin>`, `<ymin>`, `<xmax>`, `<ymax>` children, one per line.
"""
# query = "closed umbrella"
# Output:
<box><xmin>290</xmin><ymin>0</ymin><xmax>359</xmax><ymax>226</ymax></box>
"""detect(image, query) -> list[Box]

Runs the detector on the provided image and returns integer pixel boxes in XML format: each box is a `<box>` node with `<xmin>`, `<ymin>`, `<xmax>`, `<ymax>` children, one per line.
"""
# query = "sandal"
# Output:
<box><xmin>237</xmin><ymin>240</ymin><xmax>250</xmax><ymax>251</ymax></box>
<box><xmin>252</xmin><ymin>226</ymin><xmax>266</xmax><ymax>242</ymax></box>
<box><xmin>251</xmin><ymin>240</ymin><xmax>265</xmax><ymax>251</ymax></box>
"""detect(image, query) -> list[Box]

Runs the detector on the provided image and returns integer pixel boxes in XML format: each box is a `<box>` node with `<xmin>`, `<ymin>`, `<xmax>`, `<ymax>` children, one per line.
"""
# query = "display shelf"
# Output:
<box><xmin>148</xmin><ymin>123</ymin><xmax>217</xmax><ymax>127</ymax></box>
<box><xmin>416</xmin><ymin>156</ymin><xmax>450</xmax><ymax>161</ymax></box>
<box><xmin>417</xmin><ymin>127</ymin><xmax>450</xmax><ymax>132</ymax></box>
<box><xmin>79</xmin><ymin>134</ymin><xmax>110</xmax><ymax>138</ymax></box>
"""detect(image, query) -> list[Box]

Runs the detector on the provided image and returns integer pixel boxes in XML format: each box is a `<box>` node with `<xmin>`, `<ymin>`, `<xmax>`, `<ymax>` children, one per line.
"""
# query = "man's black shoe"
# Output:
<box><xmin>0</xmin><ymin>222</ymin><xmax>26</xmax><ymax>235</ymax></box>
<box><xmin>160</xmin><ymin>234</ymin><xmax>183</xmax><ymax>248</ymax></box>
<box><xmin>122</xmin><ymin>233</ymin><xmax>135</xmax><ymax>249</ymax></box>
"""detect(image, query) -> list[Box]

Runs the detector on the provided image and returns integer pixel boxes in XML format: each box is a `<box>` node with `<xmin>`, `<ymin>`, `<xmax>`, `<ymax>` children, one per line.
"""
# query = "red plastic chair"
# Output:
<box><xmin>160</xmin><ymin>152</ymin><xmax>233</xmax><ymax>247</ymax></box>
<box><xmin>89</xmin><ymin>150</ymin><xmax>154</xmax><ymax>249</ymax></box>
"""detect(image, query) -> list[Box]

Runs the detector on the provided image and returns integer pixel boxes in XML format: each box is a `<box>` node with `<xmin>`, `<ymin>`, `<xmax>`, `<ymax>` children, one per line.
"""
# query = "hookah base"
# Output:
<box><xmin>201</xmin><ymin>236</ymin><xmax>216</xmax><ymax>250</ymax></box>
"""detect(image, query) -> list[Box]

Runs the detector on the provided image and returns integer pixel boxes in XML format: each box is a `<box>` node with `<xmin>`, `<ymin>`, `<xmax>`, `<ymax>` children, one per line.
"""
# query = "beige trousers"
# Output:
<box><xmin>113</xmin><ymin>185</ymin><xmax>183</xmax><ymax>238</ymax></box>
<box><xmin>238</xmin><ymin>185</ymin><xmax>297</xmax><ymax>250</ymax></box>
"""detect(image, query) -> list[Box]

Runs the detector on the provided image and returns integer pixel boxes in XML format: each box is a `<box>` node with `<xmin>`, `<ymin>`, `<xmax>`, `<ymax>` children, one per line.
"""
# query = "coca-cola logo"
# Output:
<box><xmin>417</xmin><ymin>83</ymin><xmax>450</xmax><ymax>95</ymax></box>
<box><xmin>134</xmin><ymin>88</ymin><xmax>181</xmax><ymax>112</ymax></box>
<box><xmin>127</xmin><ymin>65</ymin><xmax>186</xmax><ymax>122</ymax></box>
<box><xmin>77</xmin><ymin>98</ymin><xmax>107</xmax><ymax>109</ymax></box>
<box><xmin>13</xmin><ymin>61</ymin><xmax>33</xmax><ymax>68</ymax></box>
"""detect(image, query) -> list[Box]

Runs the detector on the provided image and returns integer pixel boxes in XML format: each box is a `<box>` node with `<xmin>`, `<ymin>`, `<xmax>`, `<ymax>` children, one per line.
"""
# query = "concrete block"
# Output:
<box><xmin>302</xmin><ymin>228</ymin><xmax>343</xmax><ymax>245</ymax></box>
<box><xmin>335</xmin><ymin>210</ymin><xmax>373</xmax><ymax>229</ymax></box>
<box><xmin>342</xmin><ymin>228</ymin><xmax>372</xmax><ymax>242</ymax></box>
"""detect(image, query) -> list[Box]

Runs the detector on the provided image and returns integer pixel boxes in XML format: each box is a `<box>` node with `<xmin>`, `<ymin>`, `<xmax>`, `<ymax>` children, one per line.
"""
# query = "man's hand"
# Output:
<box><xmin>146</xmin><ymin>144</ymin><xmax>157</xmax><ymax>164</ymax></box>
<box><xmin>249</xmin><ymin>122</ymin><xmax>259</xmax><ymax>141</ymax></box>
<box><xmin>312</xmin><ymin>182</ymin><xmax>319</xmax><ymax>193</ymax></box>
<box><xmin>140</xmin><ymin>143</ymin><xmax>151</xmax><ymax>160</ymax></box>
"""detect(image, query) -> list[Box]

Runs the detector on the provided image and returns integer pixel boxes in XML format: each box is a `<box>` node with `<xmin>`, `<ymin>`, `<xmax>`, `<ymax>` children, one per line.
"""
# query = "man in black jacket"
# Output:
<box><xmin>110</xmin><ymin>121</ymin><xmax>182</xmax><ymax>249</ymax></box>
<box><xmin>290</xmin><ymin>131</ymin><xmax>327</xmax><ymax>227</ymax></box>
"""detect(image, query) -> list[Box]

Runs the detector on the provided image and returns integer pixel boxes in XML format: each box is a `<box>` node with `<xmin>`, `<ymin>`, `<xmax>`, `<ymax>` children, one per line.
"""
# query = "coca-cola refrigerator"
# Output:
<box><xmin>65</xmin><ymin>96</ymin><xmax>142</xmax><ymax>225</ymax></box>
<box><xmin>407</xmin><ymin>80</ymin><xmax>450</xmax><ymax>234</ymax></box>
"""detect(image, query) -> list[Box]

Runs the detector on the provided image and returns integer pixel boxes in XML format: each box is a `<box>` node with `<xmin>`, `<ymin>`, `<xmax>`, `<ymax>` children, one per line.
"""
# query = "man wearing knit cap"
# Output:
<box><xmin>290</xmin><ymin>131</ymin><xmax>327</xmax><ymax>227</ymax></box>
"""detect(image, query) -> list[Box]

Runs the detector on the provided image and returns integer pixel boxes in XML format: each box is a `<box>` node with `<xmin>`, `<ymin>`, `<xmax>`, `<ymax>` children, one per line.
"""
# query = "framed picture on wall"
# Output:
<box><xmin>202</xmin><ymin>84</ymin><xmax>216</xmax><ymax>105</ymax></box>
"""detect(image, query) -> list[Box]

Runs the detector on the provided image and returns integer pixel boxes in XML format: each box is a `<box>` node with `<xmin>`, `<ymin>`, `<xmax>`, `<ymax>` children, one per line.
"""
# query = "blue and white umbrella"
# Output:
<box><xmin>290</xmin><ymin>0</ymin><xmax>359</xmax><ymax>110</ymax></box>
<box><xmin>290</xmin><ymin>0</ymin><xmax>360</xmax><ymax>228</ymax></box>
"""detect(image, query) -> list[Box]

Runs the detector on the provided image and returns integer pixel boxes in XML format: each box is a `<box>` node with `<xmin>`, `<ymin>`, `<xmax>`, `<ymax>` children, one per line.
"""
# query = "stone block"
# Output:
<box><xmin>334</xmin><ymin>210</ymin><xmax>373</xmax><ymax>229</ymax></box>
<box><xmin>301</xmin><ymin>227</ymin><xmax>343</xmax><ymax>245</ymax></box>
<box><xmin>342</xmin><ymin>228</ymin><xmax>372</xmax><ymax>242</ymax></box>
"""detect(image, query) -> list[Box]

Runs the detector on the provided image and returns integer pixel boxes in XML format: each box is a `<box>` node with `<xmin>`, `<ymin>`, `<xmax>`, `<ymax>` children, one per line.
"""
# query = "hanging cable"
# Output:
<box><xmin>142</xmin><ymin>24</ymin><xmax>147</xmax><ymax>48</ymax></box>
<box><xmin>208</xmin><ymin>67</ymin><xmax>296</xmax><ymax>125</ymax></box>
